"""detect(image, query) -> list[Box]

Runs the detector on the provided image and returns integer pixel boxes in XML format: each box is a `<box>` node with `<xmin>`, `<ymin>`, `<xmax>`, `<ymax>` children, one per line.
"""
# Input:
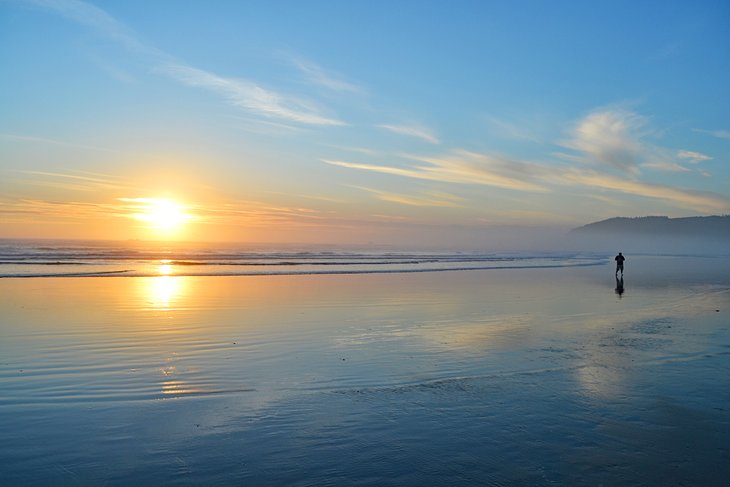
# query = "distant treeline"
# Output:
<box><xmin>571</xmin><ymin>215</ymin><xmax>730</xmax><ymax>238</ymax></box>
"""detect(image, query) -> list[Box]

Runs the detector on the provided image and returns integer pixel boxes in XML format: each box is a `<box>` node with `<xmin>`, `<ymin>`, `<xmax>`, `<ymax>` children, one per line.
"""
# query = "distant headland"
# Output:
<box><xmin>569</xmin><ymin>215</ymin><xmax>730</xmax><ymax>254</ymax></box>
<box><xmin>571</xmin><ymin>215</ymin><xmax>730</xmax><ymax>238</ymax></box>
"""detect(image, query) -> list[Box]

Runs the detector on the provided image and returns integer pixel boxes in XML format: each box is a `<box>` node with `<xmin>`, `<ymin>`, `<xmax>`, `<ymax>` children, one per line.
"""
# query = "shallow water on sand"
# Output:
<box><xmin>1</xmin><ymin>256</ymin><xmax>729</xmax><ymax>485</ymax></box>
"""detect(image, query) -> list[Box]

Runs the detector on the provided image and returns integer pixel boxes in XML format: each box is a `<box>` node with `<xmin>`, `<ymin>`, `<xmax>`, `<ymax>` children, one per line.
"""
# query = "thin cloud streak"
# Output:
<box><xmin>2</xmin><ymin>133</ymin><xmax>113</xmax><ymax>152</ymax></box>
<box><xmin>161</xmin><ymin>64</ymin><xmax>346</xmax><ymax>126</ymax></box>
<box><xmin>325</xmin><ymin>149</ymin><xmax>551</xmax><ymax>193</ymax></box>
<box><xmin>558</xmin><ymin>169</ymin><xmax>729</xmax><ymax>213</ymax></box>
<box><xmin>230</xmin><ymin>116</ymin><xmax>307</xmax><ymax>136</ymax></box>
<box><xmin>293</xmin><ymin>59</ymin><xmax>363</xmax><ymax>94</ymax></box>
<box><xmin>693</xmin><ymin>128</ymin><xmax>730</xmax><ymax>140</ymax></box>
<box><xmin>25</xmin><ymin>0</ymin><xmax>163</xmax><ymax>58</ymax></box>
<box><xmin>183</xmin><ymin>200</ymin><xmax>335</xmax><ymax>227</ymax></box>
<box><xmin>642</xmin><ymin>161</ymin><xmax>692</xmax><ymax>173</ymax></box>
<box><xmin>405</xmin><ymin>151</ymin><xmax>550</xmax><ymax>192</ymax></box>
<box><xmin>640</xmin><ymin>149</ymin><xmax>712</xmax><ymax>174</ymax></box>
<box><xmin>486</xmin><ymin>116</ymin><xmax>541</xmax><ymax>142</ymax></box>
<box><xmin>326</xmin><ymin>146</ymin><xmax>729</xmax><ymax>213</ymax></box>
<box><xmin>327</xmin><ymin>145</ymin><xmax>380</xmax><ymax>155</ymax></box>
<box><xmin>16</xmin><ymin>170</ymin><xmax>134</xmax><ymax>192</ymax></box>
<box><xmin>378</xmin><ymin>124</ymin><xmax>440</xmax><ymax>144</ymax></box>
<box><xmin>354</xmin><ymin>186</ymin><xmax>463</xmax><ymax>208</ymax></box>
<box><xmin>24</xmin><ymin>1</ymin><xmax>346</xmax><ymax>127</ymax></box>
<box><xmin>677</xmin><ymin>150</ymin><xmax>712</xmax><ymax>164</ymax></box>
<box><xmin>0</xmin><ymin>198</ymin><xmax>129</xmax><ymax>220</ymax></box>
<box><xmin>0</xmin><ymin>196</ymin><xmax>338</xmax><ymax>230</ymax></box>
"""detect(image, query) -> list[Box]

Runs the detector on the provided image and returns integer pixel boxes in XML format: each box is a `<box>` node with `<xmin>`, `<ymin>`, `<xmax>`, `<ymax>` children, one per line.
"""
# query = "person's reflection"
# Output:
<box><xmin>615</xmin><ymin>276</ymin><xmax>625</xmax><ymax>298</ymax></box>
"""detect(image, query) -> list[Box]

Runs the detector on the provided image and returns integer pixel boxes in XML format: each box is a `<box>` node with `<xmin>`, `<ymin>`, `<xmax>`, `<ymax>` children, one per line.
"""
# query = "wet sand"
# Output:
<box><xmin>1</xmin><ymin>255</ymin><xmax>729</xmax><ymax>485</ymax></box>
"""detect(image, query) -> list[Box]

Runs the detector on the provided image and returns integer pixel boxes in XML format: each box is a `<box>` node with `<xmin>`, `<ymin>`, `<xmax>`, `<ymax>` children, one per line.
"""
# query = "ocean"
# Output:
<box><xmin>0</xmin><ymin>239</ymin><xmax>608</xmax><ymax>278</ymax></box>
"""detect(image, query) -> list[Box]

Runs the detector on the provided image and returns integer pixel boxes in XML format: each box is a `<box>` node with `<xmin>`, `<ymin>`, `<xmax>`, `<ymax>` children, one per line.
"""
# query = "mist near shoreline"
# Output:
<box><xmin>1</xmin><ymin>218</ymin><xmax>727</xmax><ymax>256</ymax></box>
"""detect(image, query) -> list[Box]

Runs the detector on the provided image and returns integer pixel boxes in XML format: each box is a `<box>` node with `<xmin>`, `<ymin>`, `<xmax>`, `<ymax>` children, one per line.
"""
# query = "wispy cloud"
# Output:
<box><xmin>0</xmin><ymin>194</ymin><xmax>340</xmax><ymax>230</ymax></box>
<box><xmin>641</xmin><ymin>161</ymin><xmax>691</xmax><ymax>173</ymax></box>
<box><xmin>161</xmin><ymin>64</ymin><xmax>346</xmax><ymax>126</ymax></box>
<box><xmin>404</xmin><ymin>151</ymin><xmax>550</xmax><ymax>191</ymax></box>
<box><xmin>324</xmin><ymin>150</ymin><xmax>549</xmax><ymax>192</ymax></box>
<box><xmin>186</xmin><ymin>200</ymin><xmax>343</xmax><ymax>229</ymax></box>
<box><xmin>561</xmin><ymin>108</ymin><xmax>649</xmax><ymax>173</ymax></box>
<box><xmin>230</xmin><ymin>116</ymin><xmax>307</xmax><ymax>136</ymax></box>
<box><xmin>325</xmin><ymin>146</ymin><xmax>729</xmax><ymax>213</ymax></box>
<box><xmin>557</xmin><ymin>169</ymin><xmax>728</xmax><ymax>213</ymax></box>
<box><xmin>0</xmin><ymin>197</ymin><xmax>130</xmax><ymax>222</ymax></box>
<box><xmin>25</xmin><ymin>0</ymin><xmax>162</xmax><ymax>57</ymax></box>
<box><xmin>641</xmin><ymin>149</ymin><xmax>712</xmax><ymax>173</ymax></box>
<box><xmin>378</xmin><ymin>124</ymin><xmax>440</xmax><ymax>144</ymax></box>
<box><xmin>693</xmin><ymin>128</ymin><xmax>730</xmax><ymax>140</ymax></box>
<box><xmin>25</xmin><ymin>0</ymin><xmax>346</xmax><ymax>127</ymax></box>
<box><xmin>677</xmin><ymin>150</ymin><xmax>712</xmax><ymax>164</ymax></box>
<box><xmin>354</xmin><ymin>186</ymin><xmax>463</xmax><ymax>208</ymax></box>
<box><xmin>16</xmin><ymin>170</ymin><xmax>133</xmax><ymax>192</ymax></box>
<box><xmin>486</xmin><ymin>116</ymin><xmax>540</xmax><ymax>142</ymax></box>
<box><xmin>292</xmin><ymin>59</ymin><xmax>363</xmax><ymax>94</ymax></box>
<box><xmin>327</xmin><ymin>145</ymin><xmax>380</xmax><ymax>156</ymax></box>
<box><xmin>1</xmin><ymin>133</ymin><xmax>112</xmax><ymax>152</ymax></box>
<box><xmin>324</xmin><ymin>159</ymin><xmax>435</xmax><ymax>179</ymax></box>
<box><xmin>85</xmin><ymin>50</ymin><xmax>138</xmax><ymax>84</ymax></box>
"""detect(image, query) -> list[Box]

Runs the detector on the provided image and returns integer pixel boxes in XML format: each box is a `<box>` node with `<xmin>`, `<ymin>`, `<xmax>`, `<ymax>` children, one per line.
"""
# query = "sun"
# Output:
<box><xmin>129</xmin><ymin>198</ymin><xmax>192</xmax><ymax>234</ymax></box>
<box><xmin>144</xmin><ymin>199</ymin><xmax>186</xmax><ymax>230</ymax></box>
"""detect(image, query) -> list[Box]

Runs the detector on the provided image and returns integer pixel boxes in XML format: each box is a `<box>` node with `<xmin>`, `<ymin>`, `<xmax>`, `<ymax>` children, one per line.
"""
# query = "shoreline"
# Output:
<box><xmin>0</xmin><ymin>260</ymin><xmax>607</xmax><ymax>278</ymax></box>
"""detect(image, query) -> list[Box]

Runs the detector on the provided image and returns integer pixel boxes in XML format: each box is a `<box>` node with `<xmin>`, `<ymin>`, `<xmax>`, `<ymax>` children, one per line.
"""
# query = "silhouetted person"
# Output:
<box><xmin>615</xmin><ymin>252</ymin><xmax>625</xmax><ymax>276</ymax></box>
<box><xmin>615</xmin><ymin>276</ymin><xmax>624</xmax><ymax>297</ymax></box>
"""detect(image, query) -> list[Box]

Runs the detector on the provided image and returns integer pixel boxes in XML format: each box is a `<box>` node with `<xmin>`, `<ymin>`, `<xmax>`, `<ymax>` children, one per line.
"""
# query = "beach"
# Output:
<box><xmin>1</xmin><ymin>255</ymin><xmax>729</xmax><ymax>485</ymax></box>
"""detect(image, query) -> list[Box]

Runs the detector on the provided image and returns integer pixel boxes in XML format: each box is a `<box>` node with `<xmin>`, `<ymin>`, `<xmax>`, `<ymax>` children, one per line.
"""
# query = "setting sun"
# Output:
<box><xmin>125</xmin><ymin>198</ymin><xmax>193</xmax><ymax>234</ymax></box>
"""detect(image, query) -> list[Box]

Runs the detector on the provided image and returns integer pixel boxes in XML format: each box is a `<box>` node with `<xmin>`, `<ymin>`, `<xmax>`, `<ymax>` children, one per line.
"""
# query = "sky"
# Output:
<box><xmin>1</xmin><ymin>0</ymin><xmax>729</xmax><ymax>247</ymax></box>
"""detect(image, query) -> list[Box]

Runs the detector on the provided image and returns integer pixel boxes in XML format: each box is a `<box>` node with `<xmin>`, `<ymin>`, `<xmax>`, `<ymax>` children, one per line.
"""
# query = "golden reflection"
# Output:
<box><xmin>411</xmin><ymin>317</ymin><xmax>534</xmax><ymax>351</ymax></box>
<box><xmin>146</xmin><ymin>274</ymin><xmax>184</xmax><ymax>308</ymax></box>
<box><xmin>575</xmin><ymin>364</ymin><xmax>626</xmax><ymax>400</ymax></box>
<box><xmin>161</xmin><ymin>380</ymin><xmax>202</xmax><ymax>395</ymax></box>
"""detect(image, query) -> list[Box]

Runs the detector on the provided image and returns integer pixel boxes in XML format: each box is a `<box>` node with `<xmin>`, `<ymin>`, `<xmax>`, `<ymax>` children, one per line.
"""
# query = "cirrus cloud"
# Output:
<box><xmin>162</xmin><ymin>64</ymin><xmax>346</xmax><ymax>126</ymax></box>
<box><xmin>677</xmin><ymin>150</ymin><xmax>712</xmax><ymax>164</ymax></box>
<box><xmin>561</xmin><ymin>108</ymin><xmax>649</xmax><ymax>173</ymax></box>
<box><xmin>377</xmin><ymin>124</ymin><xmax>440</xmax><ymax>144</ymax></box>
<box><xmin>325</xmin><ymin>146</ymin><xmax>730</xmax><ymax>214</ymax></box>
<box><xmin>353</xmin><ymin>186</ymin><xmax>463</xmax><ymax>208</ymax></box>
<box><xmin>324</xmin><ymin>150</ymin><xmax>549</xmax><ymax>193</ymax></box>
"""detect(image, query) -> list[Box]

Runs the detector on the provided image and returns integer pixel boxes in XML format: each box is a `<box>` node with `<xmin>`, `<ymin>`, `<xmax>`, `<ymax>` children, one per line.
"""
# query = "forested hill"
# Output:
<box><xmin>571</xmin><ymin>216</ymin><xmax>730</xmax><ymax>238</ymax></box>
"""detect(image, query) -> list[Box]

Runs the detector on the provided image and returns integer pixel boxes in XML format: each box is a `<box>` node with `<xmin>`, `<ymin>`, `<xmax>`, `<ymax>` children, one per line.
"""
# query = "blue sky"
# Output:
<box><xmin>1</xmin><ymin>0</ymin><xmax>729</xmax><ymax>245</ymax></box>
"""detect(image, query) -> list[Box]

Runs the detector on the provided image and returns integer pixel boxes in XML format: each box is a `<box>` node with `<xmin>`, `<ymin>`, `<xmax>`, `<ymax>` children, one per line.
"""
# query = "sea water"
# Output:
<box><xmin>0</xmin><ymin>239</ymin><xmax>607</xmax><ymax>278</ymax></box>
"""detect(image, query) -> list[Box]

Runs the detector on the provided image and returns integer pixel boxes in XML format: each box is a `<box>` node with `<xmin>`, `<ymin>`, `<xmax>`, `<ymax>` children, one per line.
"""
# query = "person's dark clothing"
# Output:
<box><xmin>615</xmin><ymin>253</ymin><xmax>625</xmax><ymax>274</ymax></box>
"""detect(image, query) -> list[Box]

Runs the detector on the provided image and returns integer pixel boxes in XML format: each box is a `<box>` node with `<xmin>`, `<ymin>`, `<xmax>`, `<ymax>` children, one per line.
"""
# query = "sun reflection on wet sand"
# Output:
<box><xmin>150</xmin><ymin>276</ymin><xmax>181</xmax><ymax>308</ymax></box>
<box><xmin>158</xmin><ymin>260</ymin><xmax>173</xmax><ymax>275</ymax></box>
<box><xmin>161</xmin><ymin>380</ymin><xmax>201</xmax><ymax>396</ymax></box>
<box><xmin>160</xmin><ymin>365</ymin><xmax>202</xmax><ymax>395</ymax></box>
<box><xmin>142</xmin><ymin>270</ymin><xmax>185</xmax><ymax>309</ymax></box>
